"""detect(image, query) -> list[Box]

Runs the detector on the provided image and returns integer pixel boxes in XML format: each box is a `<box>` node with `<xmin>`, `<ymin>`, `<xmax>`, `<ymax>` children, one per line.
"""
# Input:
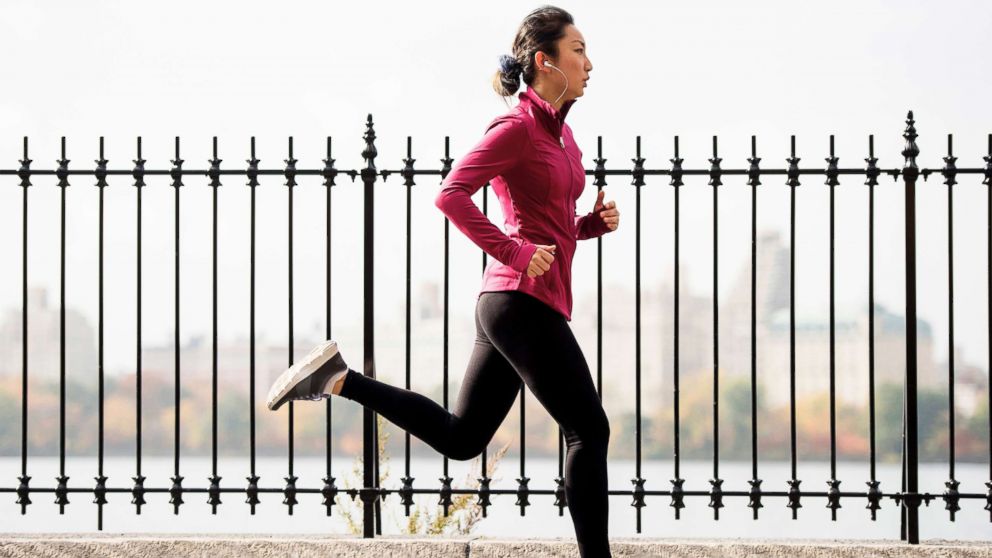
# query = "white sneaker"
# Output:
<box><xmin>266</xmin><ymin>340</ymin><xmax>351</xmax><ymax>411</ymax></box>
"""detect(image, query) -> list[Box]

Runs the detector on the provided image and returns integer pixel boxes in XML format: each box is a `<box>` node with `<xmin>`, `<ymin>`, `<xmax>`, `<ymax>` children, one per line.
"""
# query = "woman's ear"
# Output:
<box><xmin>534</xmin><ymin>51</ymin><xmax>550</xmax><ymax>73</ymax></box>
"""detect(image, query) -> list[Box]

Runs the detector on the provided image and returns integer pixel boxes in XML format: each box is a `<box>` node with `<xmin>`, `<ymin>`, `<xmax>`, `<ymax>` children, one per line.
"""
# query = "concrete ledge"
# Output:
<box><xmin>1</xmin><ymin>534</ymin><xmax>990</xmax><ymax>557</ymax></box>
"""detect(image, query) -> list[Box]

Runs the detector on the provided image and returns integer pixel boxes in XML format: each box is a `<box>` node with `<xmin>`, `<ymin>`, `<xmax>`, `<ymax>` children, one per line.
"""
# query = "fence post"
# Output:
<box><xmin>360</xmin><ymin>114</ymin><xmax>380</xmax><ymax>538</ymax></box>
<box><xmin>16</xmin><ymin>137</ymin><xmax>32</xmax><ymax>516</ymax></box>
<box><xmin>901</xmin><ymin>110</ymin><xmax>921</xmax><ymax>544</ymax></box>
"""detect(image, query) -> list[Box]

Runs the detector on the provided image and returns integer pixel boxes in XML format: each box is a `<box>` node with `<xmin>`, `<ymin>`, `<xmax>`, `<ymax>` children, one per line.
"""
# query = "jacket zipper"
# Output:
<box><xmin>558</xmin><ymin>133</ymin><xmax>568</xmax><ymax>198</ymax></box>
<box><xmin>553</xmin><ymin>116</ymin><xmax>577</xmax><ymax>237</ymax></box>
<box><xmin>558</xmin><ymin>130</ymin><xmax>577</xmax><ymax>236</ymax></box>
<box><xmin>560</xmin><ymin>136</ymin><xmax>572</xmax><ymax>204</ymax></box>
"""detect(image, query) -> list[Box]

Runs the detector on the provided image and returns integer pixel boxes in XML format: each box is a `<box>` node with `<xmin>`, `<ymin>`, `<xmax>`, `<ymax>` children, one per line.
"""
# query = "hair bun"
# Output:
<box><xmin>498</xmin><ymin>54</ymin><xmax>521</xmax><ymax>75</ymax></box>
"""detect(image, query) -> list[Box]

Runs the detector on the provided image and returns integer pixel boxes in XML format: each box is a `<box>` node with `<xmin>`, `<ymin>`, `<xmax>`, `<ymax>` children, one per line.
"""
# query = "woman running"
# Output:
<box><xmin>266</xmin><ymin>6</ymin><xmax>620</xmax><ymax>556</ymax></box>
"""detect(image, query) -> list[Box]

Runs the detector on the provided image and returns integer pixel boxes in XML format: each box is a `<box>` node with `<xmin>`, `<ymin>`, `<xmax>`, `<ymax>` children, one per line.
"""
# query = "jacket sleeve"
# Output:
<box><xmin>434</xmin><ymin>116</ymin><xmax>537</xmax><ymax>273</ymax></box>
<box><xmin>575</xmin><ymin>207</ymin><xmax>611</xmax><ymax>240</ymax></box>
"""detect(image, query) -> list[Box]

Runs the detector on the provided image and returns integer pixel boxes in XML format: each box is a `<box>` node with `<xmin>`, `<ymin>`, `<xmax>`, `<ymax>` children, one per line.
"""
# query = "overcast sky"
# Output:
<box><xmin>1</xmin><ymin>0</ymin><xmax>990</xmax><ymax>374</ymax></box>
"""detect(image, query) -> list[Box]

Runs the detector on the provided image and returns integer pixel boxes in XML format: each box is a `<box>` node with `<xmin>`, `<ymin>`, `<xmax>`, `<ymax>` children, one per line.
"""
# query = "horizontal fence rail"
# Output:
<box><xmin>0</xmin><ymin>111</ymin><xmax>991</xmax><ymax>545</ymax></box>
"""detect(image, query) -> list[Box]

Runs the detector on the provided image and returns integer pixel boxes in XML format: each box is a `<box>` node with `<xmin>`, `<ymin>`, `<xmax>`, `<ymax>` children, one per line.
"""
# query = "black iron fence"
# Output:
<box><xmin>1</xmin><ymin>111</ymin><xmax>990</xmax><ymax>544</ymax></box>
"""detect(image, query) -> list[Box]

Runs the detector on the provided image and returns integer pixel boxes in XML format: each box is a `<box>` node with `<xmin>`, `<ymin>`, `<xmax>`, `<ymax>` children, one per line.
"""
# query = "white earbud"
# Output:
<box><xmin>541</xmin><ymin>60</ymin><xmax>568</xmax><ymax>105</ymax></box>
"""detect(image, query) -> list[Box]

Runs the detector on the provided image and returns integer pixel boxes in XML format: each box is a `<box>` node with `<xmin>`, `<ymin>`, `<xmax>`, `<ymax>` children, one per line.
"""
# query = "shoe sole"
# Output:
<box><xmin>266</xmin><ymin>339</ymin><xmax>339</xmax><ymax>411</ymax></box>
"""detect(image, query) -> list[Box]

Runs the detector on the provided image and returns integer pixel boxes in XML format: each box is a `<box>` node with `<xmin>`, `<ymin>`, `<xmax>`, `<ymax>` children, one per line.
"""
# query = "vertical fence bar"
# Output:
<box><xmin>826</xmin><ymin>135</ymin><xmax>842</xmax><ymax>520</ymax></box>
<box><xmin>746</xmin><ymin>135</ymin><xmax>763</xmax><ymax>519</ymax></box>
<box><xmin>593</xmin><ymin>137</ymin><xmax>606</xmax><ymax>400</ymax></box>
<box><xmin>169</xmin><ymin>137</ymin><xmax>184</xmax><ymax>514</ymax></box>
<box><xmin>517</xmin><ymin>383</ymin><xmax>529</xmax><ymax>516</ymax></box>
<box><xmin>360</xmin><ymin>116</ymin><xmax>379</xmax><ymax>537</ymax></box>
<box><xmin>208</xmin><ymin>137</ymin><xmax>222</xmax><ymax>514</ymax></box>
<box><xmin>985</xmin><ymin>133</ymin><xmax>992</xmax><ymax>522</ymax></box>
<box><xmin>480</xmin><ymin>178</ymin><xmax>492</xmax><ymax>519</ymax></box>
<box><xmin>555</xmin><ymin>431</ymin><xmax>565</xmax><ymax>516</ymax></box>
<box><xmin>554</xmin><ymin>135</ymin><xmax>567</xmax><ymax>518</ymax></box>
<box><xmin>439</xmin><ymin>136</ymin><xmax>453</xmax><ymax>518</ymax></box>
<box><xmin>865</xmin><ymin>135</ymin><xmax>882</xmax><ymax>519</ymax></box>
<box><xmin>438</xmin><ymin>143</ymin><xmax>451</xmax><ymax>517</ymax></box>
<box><xmin>516</xmin><ymin>227</ymin><xmax>530</xmax><ymax>531</ymax></box>
<box><xmin>669</xmin><ymin>136</ymin><xmax>685</xmax><ymax>518</ymax></box>
<box><xmin>17</xmin><ymin>137</ymin><xmax>31</xmax><ymax>515</ymax></box>
<box><xmin>399</xmin><ymin>137</ymin><xmax>415</xmax><ymax>517</ymax></box>
<box><xmin>942</xmin><ymin>133</ymin><xmax>961</xmax><ymax>520</ymax></box>
<box><xmin>131</xmin><ymin>138</ymin><xmax>148</xmax><ymax>518</ymax></box>
<box><xmin>322</xmin><ymin>136</ymin><xmax>339</xmax><ymax>516</ymax></box>
<box><xmin>246</xmin><ymin>137</ymin><xmax>260</xmax><ymax>514</ymax></box>
<box><xmin>708</xmin><ymin>135</ymin><xmax>724</xmax><ymax>519</ymax></box>
<box><xmin>373</xmin><ymin>131</ymin><xmax>384</xmax><ymax>535</ymax></box>
<box><xmin>632</xmin><ymin>136</ymin><xmax>646</xmax><ymax>529</ymax></box>
<box><xmin>786</xmin><ymin>135</ymin><xmax>802</xmax><ymax>519</ymax></box>
<box><xmin>284</xmin><ymin>136</ymin><xmax>299</xmax><ymax>516</ymax></box>
<box><xmin>901</xmin><ymin>110</ymin><xmax>921</xmax><ymax>544</ymax></box>
<box><xmin>94</xmin><ymin>137</ymin><xmax>109</xmax><ymax>529</ymax></box>
<box><xmin>55</xmin><ymin>136</ymin><xmax>69</xmax><ymax>514</ymax></box>
<box><xmin>591</xmin><ymin>134</ymin><xmax>606</xmax><ymax>518</ymax></box>
<box><xmin>901</xmin><ymin>416</ymin><xmax>906</xmax><ymax>540</ymax></box>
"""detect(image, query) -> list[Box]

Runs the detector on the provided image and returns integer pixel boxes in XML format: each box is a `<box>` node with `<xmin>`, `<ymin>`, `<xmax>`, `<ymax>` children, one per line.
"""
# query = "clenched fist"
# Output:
<box><xmin>527</xmin><ymin>244</ymin><xmax>556</xmax><ymax>278</ymax></box>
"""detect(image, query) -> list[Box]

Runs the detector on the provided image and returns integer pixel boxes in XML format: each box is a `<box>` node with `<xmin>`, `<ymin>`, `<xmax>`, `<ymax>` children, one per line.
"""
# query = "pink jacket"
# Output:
<box><xmin>434</xmin><ymin>86</ymin><xmax>612</xmax><ymax>321</ymax></box>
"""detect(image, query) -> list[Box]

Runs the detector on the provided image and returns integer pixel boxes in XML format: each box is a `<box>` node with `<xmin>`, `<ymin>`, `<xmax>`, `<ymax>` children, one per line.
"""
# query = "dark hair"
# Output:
<box><xmin>492</xmin><ymin>5</ymin><xmax>574</xmax><ymax>99</ymax></box>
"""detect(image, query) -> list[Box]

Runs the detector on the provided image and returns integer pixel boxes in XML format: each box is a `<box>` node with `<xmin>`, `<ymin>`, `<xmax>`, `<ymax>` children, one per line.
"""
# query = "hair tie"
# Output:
<box><xmin>498</xmin><ymin>54</ymin><xmax>521</xmax><ymax>75</ymax></box>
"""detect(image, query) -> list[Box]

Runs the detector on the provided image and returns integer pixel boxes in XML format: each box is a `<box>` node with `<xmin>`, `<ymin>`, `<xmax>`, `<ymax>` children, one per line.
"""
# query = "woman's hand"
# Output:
<box><xmin>592</xmin><ymin>190</ymin><xmax>620</xmax><ymax>231</ymax></box>
<box><xmin>527</xmin><ymin>244</ymin><xmax>556</xmax><ymax>278</ymax></box>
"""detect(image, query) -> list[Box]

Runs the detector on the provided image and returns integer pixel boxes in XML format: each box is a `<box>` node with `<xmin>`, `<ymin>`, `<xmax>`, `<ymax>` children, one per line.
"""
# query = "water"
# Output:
<box><xmin>1</xmin><ymin>456</ymin><xmax>989</xmax><ymax>540</ymax></box>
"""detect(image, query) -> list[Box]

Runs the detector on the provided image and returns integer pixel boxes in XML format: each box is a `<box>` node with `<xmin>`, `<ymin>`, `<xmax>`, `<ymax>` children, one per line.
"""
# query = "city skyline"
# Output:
<box><xmin>2</xmin><ymin>227</ymin><xmax>985</xmax><ymax>418</ymax></box>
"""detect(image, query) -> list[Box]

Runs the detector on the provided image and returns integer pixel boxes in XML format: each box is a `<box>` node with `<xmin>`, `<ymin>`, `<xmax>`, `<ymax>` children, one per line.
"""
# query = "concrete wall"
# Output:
<box><xmin>1</xmin><ymin>535</ymin><xmax>991</xmax><ymax>558</ymax></box>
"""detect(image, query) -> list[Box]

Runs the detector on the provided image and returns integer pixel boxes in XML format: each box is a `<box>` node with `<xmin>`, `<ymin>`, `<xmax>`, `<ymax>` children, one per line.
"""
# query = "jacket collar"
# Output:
<box><xmin>519</xmin><ymin>85</ymin><xmax>576</xmax><ymax>136</ymax></box>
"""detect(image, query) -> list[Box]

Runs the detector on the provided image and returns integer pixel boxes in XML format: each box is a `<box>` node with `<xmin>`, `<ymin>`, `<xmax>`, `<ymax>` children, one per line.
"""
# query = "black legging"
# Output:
<box><xmin>338</xmin><ymin>290</ymin><xmax>611</xmax><ymax>557</ymax></box>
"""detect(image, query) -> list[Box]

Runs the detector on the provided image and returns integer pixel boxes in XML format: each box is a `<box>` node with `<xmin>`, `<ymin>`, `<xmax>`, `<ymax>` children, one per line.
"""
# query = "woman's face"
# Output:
<box><xmin>540</xmin><ymin>24</ymin><xmax>593</xmax><ymax>103</ymax></box>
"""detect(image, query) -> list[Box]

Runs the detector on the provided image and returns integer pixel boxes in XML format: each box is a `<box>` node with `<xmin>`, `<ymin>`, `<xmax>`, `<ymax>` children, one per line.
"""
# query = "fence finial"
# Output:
<box><xmin>708</xmin><ymin>135</ymin><xmax>722</xmax><ymax>187</ymax></box>
<box><xmin>786</xmin><ymin>135</ymin><xmax>801</xmax><ymax>188</ymax></box>
<box><xmin>133</xmin><ymin>137</ymin><xmax>146</xmax><ymax>188</ymax></box>
<box><xmin>170</xmin><ymin>137</ymin><xmax>184</xmax><ymax>189</ymax></box>
<box><xmin>747</xmin><ymin>135</ymin><xmax>761</xmax><ymax>187</ymax></box>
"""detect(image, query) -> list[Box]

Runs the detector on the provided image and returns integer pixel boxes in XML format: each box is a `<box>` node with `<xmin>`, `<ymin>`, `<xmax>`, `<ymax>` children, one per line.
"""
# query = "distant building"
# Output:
<box><xmin>946</xmin><ymin>345</ymin><xmax>989</xmax><ymax>417</ymax></box>
<box><xmin>571</xmin><ymin>270</ymin><xmax>712</xmax><ymax>413</ymax></box>
<box><xmin>572</xmin><ymin>230</ymin><xmax>962</xmax><ymax>413</ymax></box>
<box><xmin>138</xmin><ymin>332</ymin><xmax>305</xmax><ymax>395</ymax></box>
<box><xmin>0</xmin><ymin>286</ymin><xmax>97</xmax><ymax>380</ymax></box>
<box><xmin>720</xmin><ymin>230</ymin><xmax>943</xmax><ymax>408</ymax></box>
<box><xmin>418</xmin><ymin>281</ymin><xmax>443</xmax><ymax>321</ymax></box>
